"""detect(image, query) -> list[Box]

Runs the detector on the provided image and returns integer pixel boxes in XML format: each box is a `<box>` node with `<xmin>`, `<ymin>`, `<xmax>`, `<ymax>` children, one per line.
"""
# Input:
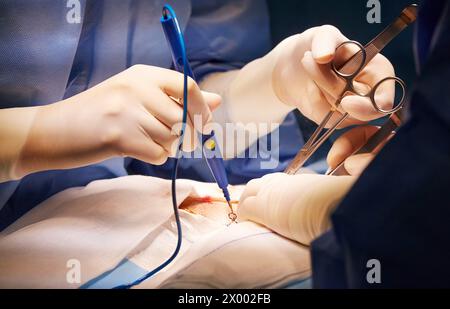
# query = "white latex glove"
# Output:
<box><xmin>327</xmin><ymin>125</ymin><xmax>395</xmax><ymax>176</ymax></box>
<box><xmin>272</xmin><ymin>25</ymin><xmax>396</xmax><ymax>125</ymax></box>
<box><xmin>202</xmin><ymin>25</ymin><xmax>395</xmax><ymax>130</ymax></box>
<box><xmin>0</xmin><ymin>65</ymin><xmax>221</xmax><ymax>182</ymax></box>
<box><xmin>238</xmin><ymin>173</ymin><xmax>356</xmax><ymax>245</ymax></box>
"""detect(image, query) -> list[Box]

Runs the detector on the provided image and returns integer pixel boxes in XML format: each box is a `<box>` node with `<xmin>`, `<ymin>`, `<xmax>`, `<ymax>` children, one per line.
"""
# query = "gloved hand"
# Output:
<box><xmin>273</xmin><ymin>25</ymin><xmax>395</xmax><ymax>126</ymax></box>
<box><xmin>272</xmin><ymin>25</ymin><xmax>395</xmax><ymax>126</ymax></box>
<box><xmin>327</xmin><ymin>125</ymin><xmax>395</xmax><ymax>176</ymax></box>
<box><xmin>200</xmin><ymin>25</ymin><xmax>395</xmax><ymax>156</ymax></box>
<box><xmin>1</xmin><ymin>65</ymin><xmax>221</xmax><ymax>181</ymax></box>
<box><xmin>238</xmin><ymin>173</ymin><xmax>356</xmax><ymax>245</ymax></box>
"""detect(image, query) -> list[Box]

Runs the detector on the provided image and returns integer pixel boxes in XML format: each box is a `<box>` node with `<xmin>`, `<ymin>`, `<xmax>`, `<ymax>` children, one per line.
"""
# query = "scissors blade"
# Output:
<box><xmin>369</xmin><ymin>4</ymin><xmax>418</xmax><ymax>52</ymax></box>
<box><xmin>356</xmin><ymin>112</ymin><xmax>402</xmax><ymax>154</ymax></box>
<box><xmin>285</xmin><ymin>111</ymin><xmax>349</xmax><ymax>175</ymax></box>
<box><xmin>338</xmin><ymin>4</ymin><xmax>418</xmax><ymax>75</ymax></box>
<box><xmin>285</xmin><ymin>149</ymin><xmax>311</xmax><ymax>175</ymax></box>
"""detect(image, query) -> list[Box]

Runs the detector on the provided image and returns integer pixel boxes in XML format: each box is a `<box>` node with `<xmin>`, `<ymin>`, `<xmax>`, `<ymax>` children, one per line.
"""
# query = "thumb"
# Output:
<box><xmin>201</xmin><ymin>91</ymin><xmax>222</xmax><ymax>112</ymax></box>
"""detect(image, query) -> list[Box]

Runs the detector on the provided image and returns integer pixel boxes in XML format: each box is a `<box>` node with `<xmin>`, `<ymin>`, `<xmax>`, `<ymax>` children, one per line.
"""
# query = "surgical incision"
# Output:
<box><xmin>180</xmin><ymin>196</ymin><xmax>239</xmax><ymax>224</ymax></box>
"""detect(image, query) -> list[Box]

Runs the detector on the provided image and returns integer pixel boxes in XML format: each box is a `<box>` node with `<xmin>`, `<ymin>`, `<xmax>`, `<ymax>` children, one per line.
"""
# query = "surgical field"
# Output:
<box><xmin>0</xmin><ymin>174</ymin><xmax>354</xmax><ymax>288</ymax></box>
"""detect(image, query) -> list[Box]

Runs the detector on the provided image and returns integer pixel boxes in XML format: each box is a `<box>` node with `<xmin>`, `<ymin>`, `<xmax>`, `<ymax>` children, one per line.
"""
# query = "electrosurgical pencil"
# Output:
<box><xmin>161</xmin><ymin>5</ymin><xmax>236</xmax><ymax>222</ymax></box>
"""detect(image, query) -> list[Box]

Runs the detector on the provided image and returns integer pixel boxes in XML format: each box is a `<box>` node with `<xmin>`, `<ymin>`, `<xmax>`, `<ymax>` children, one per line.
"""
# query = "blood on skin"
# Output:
<box><xmin>180</xmin><ymin>196</ymin><xmax>238</xmax><ymax>209</ymax></box>
<box><xmin>194</xmin><ymin>196</ymin><xmax>214</xmax><ymax>204</ymax></box>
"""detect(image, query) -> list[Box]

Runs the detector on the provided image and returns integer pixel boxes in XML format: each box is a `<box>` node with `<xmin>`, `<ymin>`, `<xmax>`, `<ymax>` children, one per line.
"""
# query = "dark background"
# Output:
<box><xmin>267</xmin><ymin>0</ymin><xmax>421</xmax><ymax>85</ymax></box>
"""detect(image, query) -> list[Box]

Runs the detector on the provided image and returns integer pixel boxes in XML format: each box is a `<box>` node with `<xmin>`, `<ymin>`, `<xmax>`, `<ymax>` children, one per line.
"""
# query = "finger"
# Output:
<box><xmin>139</xmin><ymin>112</ymin><xmax>176</xmax><ymax>153</ymax></box>
<box><xmin>341</xmin><ymin>129</ymin><xmax>395</xmax><ymax>176</ymax></box>
<box><xmin>140</xmin><ymin>112</ymin><xmax>198</xmax><ymax>155</ymax></box>
<box><xmin>302</xmin><ymin>52</ymin><xmax>380</xmax><ymax>122</ymax></box>
<box><xmin>344</xmin><ymin>153</ymin><xmax>374</xmax><ymax>176</ymax></box>
<box><xmin>302</xmin><ymin>79</ymin><xmax>363</xmax><ymax>128</ymax></box>
<box><xmin>333</xmin><ymin>53</ymin><xmax>395</xmax><ymax>120</ymax></box>
<box><xmin>332</xmin><ymin>41</ymin><xmax>365</xmax><ymax>69</ymax></box>
<box><xmin>299</xmin><ymin>78</ymin><xmax>334</xmax><ymax>123</ymax></box>
<box><xmin>308</xmin><ymin>41</ymin><xmax>395</xmax><ymax>122</ymax></box>
<box><xmin>311</xmin><ymin>25</ymin><xmax>348</xmax><ymax>64</ymax></box>
<box><xmin>165</xmin><ymin>117</ymin><xmax>199</xmax><ymax>155</ymax></box>
<box><xmin>238</xmin><ymin>173</ymin><xmax>285</xmax><ymax>208</ymax></box>
<box><xmin>239</xmin><ymin>177</ymin><xmax>264</xmax><ymax>205</ymax></box>
<box><xmin>238</xmin><ymin>173</ymin><xmax>290</xmax><ymax>223</ymax></box>
<box><xmin>180</xmin><ymin>116</ymin><xmax>199</xmax><ymax>153</ymax></box>
<box><xmin>201</xmin><ymin>91</ymin><xmax>222</xmax><ymax>112</ymax></box>
<box><xmin>340</xmin><ymin>95</ymin><xmax>381</xmax><ymax>121</ymax></box>
<box><xmin>141</xmin><ymin>91</ymin><xmax>185</xmax><ymax>130</ymax></box>
<box><xmin>122</xmin><ymin>133</ymin><xmax>169</xmax><ymax>166</ymax></box>
<box><xmin>340</xmin><ymin>95</ymin><xmax>384</xmax><ymax>121</ymax></box>
<box><xmin>237</xmin><ymin>196</ymin><xmax>259</xmax><ymax>222</ymax></box>
<box><xmin>354</xmin><ymin>54</ymin><xmax>396</xmax><ymax>112</ymax></box>
<box><xmin>356</xmin><ymin>54</ymin><xmax>395</xmax><ymax>89</ymax></box>
<box><xmin>327</xmin><ymin>126</ymin><xmax>380</xmax><ymax>169</ymax></box>
<box><xmin>158</xmin><ymin>70</ymin><xmax>213</xmax><ymax>131</ymax></box>
<box><xmin>373</xmin><ymin>79</ymin><xmax>396</xmax><ymax>112</ymax></box>
<box><xmin>302</xmin><ymin>51</ymin><xmax>347</xmax><ymax>101</ymax></box>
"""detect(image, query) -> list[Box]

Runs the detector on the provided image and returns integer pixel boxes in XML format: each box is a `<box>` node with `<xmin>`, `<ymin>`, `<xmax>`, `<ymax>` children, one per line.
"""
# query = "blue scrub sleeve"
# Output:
<box><xmin>184</xmin><ymin>0</ymin><xmax>272</xmax><ymax>81</ymax></box>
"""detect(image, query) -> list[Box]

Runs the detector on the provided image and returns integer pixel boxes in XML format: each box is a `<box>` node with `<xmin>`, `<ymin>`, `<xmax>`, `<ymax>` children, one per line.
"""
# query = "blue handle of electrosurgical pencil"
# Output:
<box><xmin>200</xmin><ymin>134</ymin><xmax>230</xmax><ymax>200</ymax></box>
<box><xmin>161</xmin><ymin>13</ymin><xmax>230</xmax><ymax>193</ymax></box>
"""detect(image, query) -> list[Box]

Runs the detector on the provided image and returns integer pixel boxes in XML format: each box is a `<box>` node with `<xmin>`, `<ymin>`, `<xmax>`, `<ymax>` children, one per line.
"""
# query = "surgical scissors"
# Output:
<box><xmin>285</xmin><ymin>4</ymin><xmax>417</xmax><ymax>175</ymax></box>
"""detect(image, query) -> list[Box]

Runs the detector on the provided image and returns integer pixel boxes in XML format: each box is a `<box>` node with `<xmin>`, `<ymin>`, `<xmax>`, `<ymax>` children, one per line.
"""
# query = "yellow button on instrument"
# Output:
<box><xmin>204</xmin><ymin>138</ymin><xmax>216</xmax><ymax>150</ymax></box>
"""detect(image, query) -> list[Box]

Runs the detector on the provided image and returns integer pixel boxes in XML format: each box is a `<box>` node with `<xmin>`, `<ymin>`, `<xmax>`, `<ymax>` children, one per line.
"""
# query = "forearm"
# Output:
<box><xmin>200</xmin><ymin>53</ymin><xmax>293</xmax><ymax>126</ymax></box>
<box><xmin>0</xmin><ymin>101</ymin><xmax>113</xmax><ymax>183</ymax></box>
<box><xmin>200</xmin><ymin>42</ymin><xmax>297</xmax><ymax>157</ymax></box>
<box><xmin>0</xmin><ymin>106</ymin><xmax>39</xmax><ymax>182</ymax></box>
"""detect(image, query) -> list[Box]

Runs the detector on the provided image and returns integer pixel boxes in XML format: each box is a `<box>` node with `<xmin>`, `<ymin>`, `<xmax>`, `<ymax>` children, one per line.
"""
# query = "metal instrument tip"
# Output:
<box><xmin>227</xmin><ymin>200</ymin><xmax>237</xmax><ymax>224</ymax></box>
